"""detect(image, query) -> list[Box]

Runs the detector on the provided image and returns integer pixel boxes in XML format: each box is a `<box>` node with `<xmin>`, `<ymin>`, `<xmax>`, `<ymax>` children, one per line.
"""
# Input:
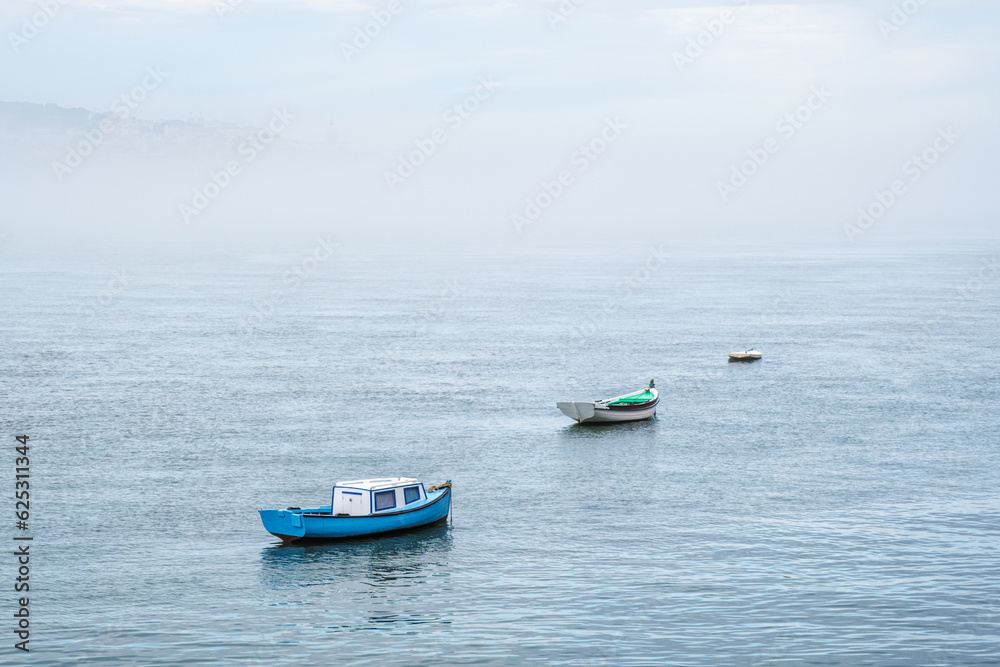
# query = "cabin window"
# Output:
<box><xmin>403</xmin><ymin>486</ymin><xmax>421</xmax><ymax>504</ymax></box>
<box><xmin>374</xmin><ymin>490</ymin><xmax>396</xmax><ymax>511</ymax></box>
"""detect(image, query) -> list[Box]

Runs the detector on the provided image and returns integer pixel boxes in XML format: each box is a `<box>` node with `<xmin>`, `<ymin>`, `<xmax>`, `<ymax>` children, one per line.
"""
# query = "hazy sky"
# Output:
<box><xmin>1</xmin><ymin>0</ymin><xmax>998</xmax><ymax>246</ymax></box>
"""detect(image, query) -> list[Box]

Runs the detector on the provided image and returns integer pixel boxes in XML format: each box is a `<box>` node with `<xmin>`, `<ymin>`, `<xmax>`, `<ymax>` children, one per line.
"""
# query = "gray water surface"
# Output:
<box><xmin>3</xmin><ymin>241</ymin><xmax>998</xmax><ymax>665</ymax></box>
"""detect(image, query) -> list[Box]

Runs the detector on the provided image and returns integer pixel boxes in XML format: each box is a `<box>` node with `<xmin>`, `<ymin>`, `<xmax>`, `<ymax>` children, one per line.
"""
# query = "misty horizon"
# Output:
<box><xmin>2</xmin><ymin>0</ymin><xmax>997</xmax><ymax>248</ymax></box>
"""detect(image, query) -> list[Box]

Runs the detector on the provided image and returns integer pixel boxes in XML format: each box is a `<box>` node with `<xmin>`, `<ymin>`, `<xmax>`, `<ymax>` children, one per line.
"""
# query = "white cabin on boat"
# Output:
<box><xmin>331</xmin><ymin>478</ymin><xmax>426</xmax><ymax>517</ymax></box>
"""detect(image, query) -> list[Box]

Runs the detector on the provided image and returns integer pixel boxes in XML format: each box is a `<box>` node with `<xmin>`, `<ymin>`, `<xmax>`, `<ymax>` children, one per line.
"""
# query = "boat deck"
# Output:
<box><xmin>603</xmin><ymin>390</ymin><xmax>655</xmax><ymax>406</ymax></box>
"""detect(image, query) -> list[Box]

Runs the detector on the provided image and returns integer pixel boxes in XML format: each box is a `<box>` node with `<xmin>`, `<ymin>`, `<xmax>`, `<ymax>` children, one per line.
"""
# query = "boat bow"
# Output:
<box><xmin>556</xmin><ymin>401</ymin><xmax>596</xmax><ymax>423</ymax></box>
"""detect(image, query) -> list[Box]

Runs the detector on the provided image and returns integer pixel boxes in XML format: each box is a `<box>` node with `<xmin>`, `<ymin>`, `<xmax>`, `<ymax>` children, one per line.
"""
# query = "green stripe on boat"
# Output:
<box><xmin>605</xmin><ymin>390</ymin><xmax>655</xmax><ymax>405</ymax></box>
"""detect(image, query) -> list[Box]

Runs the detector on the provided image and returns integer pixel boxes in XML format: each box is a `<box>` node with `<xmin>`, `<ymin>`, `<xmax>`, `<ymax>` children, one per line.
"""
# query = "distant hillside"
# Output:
<box><xmin>0</xmin><ymin>101</ymin><xmax>110</xmax><ymax>133</ymax></box>
<box><xmin>0</xmin><ymin>101</ymin><xmax>259</xmax><ymax>158</ymax></box>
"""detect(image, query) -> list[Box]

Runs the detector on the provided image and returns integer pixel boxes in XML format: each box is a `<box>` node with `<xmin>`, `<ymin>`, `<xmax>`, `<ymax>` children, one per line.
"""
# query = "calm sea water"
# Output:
<box><xmin>2</xmin><ymin>240</ymin><xmax>998</xmax><ymax>665</ymax></box>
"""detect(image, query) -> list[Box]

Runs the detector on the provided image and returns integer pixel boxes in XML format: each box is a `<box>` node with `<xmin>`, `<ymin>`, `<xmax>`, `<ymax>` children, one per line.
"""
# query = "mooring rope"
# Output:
<box><xmin>428</xmin><ymin>482</ymin><xmax>453</xmax><ymax>523</ymax></box>
<box><xmin>427</xmin><ymin>482</ymin><xmax>452</xmax><ymax>493</ymax></box>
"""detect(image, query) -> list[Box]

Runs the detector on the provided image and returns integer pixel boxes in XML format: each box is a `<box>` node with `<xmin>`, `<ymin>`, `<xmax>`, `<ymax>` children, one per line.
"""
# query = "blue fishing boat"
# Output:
<box><xmin>259</xmin><ymin>478</ymin><xmax>452</xmax><ymax>544</ymax></box>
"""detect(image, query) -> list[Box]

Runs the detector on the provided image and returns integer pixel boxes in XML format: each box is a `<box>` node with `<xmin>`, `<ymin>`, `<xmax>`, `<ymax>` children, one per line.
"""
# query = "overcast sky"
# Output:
<box><xmin>1</xmin><ymin>0</ymin><xmax>997</xmax><ymax>247</ymax></box>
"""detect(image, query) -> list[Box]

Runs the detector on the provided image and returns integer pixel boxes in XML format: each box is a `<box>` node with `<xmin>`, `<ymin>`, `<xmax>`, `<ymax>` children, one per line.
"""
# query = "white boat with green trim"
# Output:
<box><xmin>557</xmin><ymin>380</ymin><xmax>659</xmax><ymax>424</ymax></box>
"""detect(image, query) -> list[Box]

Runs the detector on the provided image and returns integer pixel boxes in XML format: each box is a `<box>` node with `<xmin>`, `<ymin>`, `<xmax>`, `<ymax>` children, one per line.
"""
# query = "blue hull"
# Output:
<box><xmin>259</xmin><ymin>487</ymin><xmax>451</xmax><ymax>543</ymax></box>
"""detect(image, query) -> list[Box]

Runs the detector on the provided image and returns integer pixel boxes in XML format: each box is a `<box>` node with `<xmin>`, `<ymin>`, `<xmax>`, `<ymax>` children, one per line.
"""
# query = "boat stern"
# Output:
<box><xmin>258</xmin><ymin>509</ymin><xmax>308</xmax><ymax>544</ymax></box>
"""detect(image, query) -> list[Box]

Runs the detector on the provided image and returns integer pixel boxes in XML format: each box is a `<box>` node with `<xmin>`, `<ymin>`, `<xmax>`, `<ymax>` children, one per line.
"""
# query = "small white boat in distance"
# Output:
<box><xmin>729</xmin><ymin>349</ymin><xmax>762</xmax><ymax>361</ymax></box>
<box><xmin>557</xmin><ymin>380</ymin><xmax>659</xmax><ymax>424</ymax></box>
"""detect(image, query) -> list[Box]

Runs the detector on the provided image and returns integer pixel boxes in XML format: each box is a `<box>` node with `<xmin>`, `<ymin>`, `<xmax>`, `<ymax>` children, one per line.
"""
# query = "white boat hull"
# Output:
<box><xmin>557</xmin><ymin>401</ymin><xmax>657</xmax><ymax>424</ymax></box>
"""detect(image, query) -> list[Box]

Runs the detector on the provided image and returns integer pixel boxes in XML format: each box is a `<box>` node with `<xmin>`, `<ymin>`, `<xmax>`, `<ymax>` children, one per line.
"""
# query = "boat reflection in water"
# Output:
<box><xmin>259</xmin><ymin>521</ymin><xmax>453</xmax><ymax>630</ymax></box>
<box><xmin>561</xmin><ymin>416</ymin><xmax>659</xmax><ymax>438</ymax></box>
